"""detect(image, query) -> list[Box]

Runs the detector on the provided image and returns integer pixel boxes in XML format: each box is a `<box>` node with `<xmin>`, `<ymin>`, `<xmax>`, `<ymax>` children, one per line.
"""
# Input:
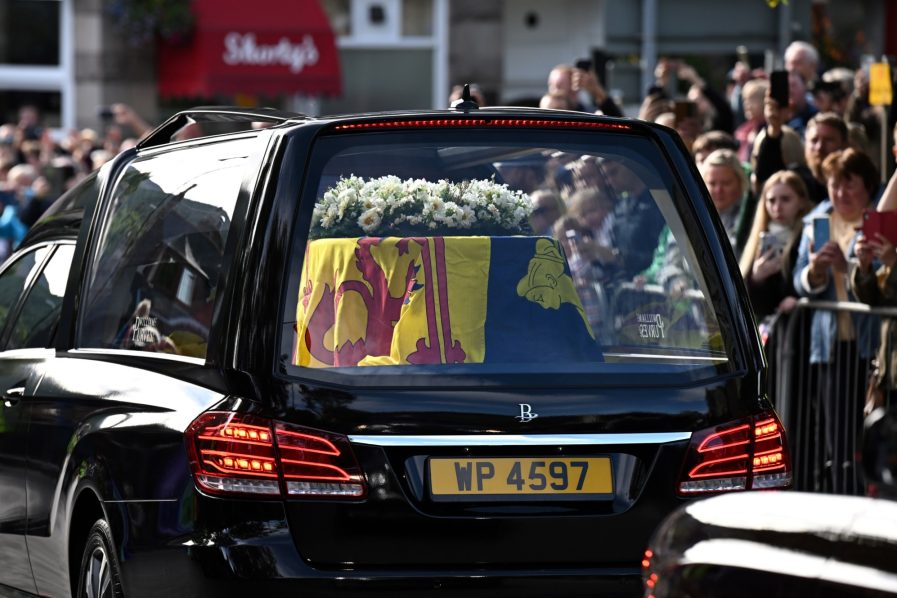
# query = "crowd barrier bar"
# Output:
<box><xmin>767</xmin><ymin>298</ymin><xmax>897</xmax><ymax>495</ymax></box>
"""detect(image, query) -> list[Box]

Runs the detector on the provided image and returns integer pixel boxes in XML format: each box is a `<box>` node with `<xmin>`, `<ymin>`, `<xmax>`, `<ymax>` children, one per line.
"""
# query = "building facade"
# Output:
<box><xmin>0</xmin><ymin>0</ymin><xmax>892</xmax><ymax>129</ymax></box>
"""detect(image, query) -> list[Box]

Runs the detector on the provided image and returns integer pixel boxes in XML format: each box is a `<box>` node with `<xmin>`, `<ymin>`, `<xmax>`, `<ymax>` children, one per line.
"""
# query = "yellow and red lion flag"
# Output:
<box><xmin>294</xmin><ymin>236</ymin><xmax>602</xmax><ymax>368</ymax></box>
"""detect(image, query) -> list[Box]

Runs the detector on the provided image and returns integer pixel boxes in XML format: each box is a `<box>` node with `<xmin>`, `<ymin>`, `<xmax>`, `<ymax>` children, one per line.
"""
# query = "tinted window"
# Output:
<box><xmin>79</xmin><ymin>139</ymin><xmax>253</xmax><ymax>358</ymax></box>
<box><xmin>282</xmin><ymin>128</ymin><xmax>730</xmax><ymax>382</ymax></box>
<box><xmin>0</xmin><ymin>246</ymin><xmax>50</xmax><ymax>339</ymax></box>
<box><xmin>7</xmin><ymin>244</ymin><xmax>73</xmax><ymax>350</ymax></box>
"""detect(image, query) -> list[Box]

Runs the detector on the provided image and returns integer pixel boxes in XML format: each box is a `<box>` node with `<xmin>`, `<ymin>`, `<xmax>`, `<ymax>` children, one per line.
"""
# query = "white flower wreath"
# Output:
<box><xmin>310</xmin><ymin>175</ymin><xmax>533</xmax><ymax>238</ymax></box>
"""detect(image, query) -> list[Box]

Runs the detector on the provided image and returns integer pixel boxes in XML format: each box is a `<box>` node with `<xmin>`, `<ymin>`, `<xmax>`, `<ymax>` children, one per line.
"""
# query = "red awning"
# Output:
<box><xmin>158</xmin><ymin>0</ymin><xmax>341</xmax><ymax>98</ymax></box>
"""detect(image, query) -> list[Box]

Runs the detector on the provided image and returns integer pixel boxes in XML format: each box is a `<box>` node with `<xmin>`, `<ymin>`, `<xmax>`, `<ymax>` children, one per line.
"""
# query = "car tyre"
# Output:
<box><xmin>77</xmin><ymin>519</ymin><xmax>124</xmax><ymax>598</ymax></box>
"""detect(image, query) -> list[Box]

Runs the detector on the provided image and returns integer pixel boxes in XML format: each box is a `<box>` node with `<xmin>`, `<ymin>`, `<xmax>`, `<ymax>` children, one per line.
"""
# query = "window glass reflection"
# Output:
<box><xmin>8</xmin><ymin>244</ymin><xmax>74</xmax><ymax>349</ymax></box>
<box><xmin>80</xmin><ymin>140</ymin><xmax>252</xmax><ymax>359</ymax></box>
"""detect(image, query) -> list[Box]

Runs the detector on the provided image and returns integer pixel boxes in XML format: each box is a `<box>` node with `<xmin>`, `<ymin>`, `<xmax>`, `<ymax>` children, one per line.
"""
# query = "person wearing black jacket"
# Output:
<box><xmin>753</xmin><ymin>99</ymin><xmax>847</xmax><ymax>204</ymax></box>
<box><xmin>571</xmin><ymin>66</ymin><xmax>624</xmax><ymax>117</ymax></box>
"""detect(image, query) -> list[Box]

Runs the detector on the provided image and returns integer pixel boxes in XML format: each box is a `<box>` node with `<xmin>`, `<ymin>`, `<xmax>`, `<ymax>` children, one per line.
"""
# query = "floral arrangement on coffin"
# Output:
<box><xmin>310</xmin><ymin>175</ymin><xmax>533</xmax><ymax>238</ymax></box>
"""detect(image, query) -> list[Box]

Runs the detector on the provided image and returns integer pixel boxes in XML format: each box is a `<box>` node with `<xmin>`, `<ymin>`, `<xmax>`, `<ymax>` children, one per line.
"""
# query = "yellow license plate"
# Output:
<box><xmin>429</xmin><ymin>457</ymin><xmax>613</xmax><ymax>501</ymax></box>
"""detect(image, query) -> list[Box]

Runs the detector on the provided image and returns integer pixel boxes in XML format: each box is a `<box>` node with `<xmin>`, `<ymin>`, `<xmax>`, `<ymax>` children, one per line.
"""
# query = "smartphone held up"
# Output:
<box><xmin>813</xmin><ymin>215</ymin><xmax>830</xmax><ymax>249</ymax></box>
<box><xmin>770</xmin><ymin>70</ymin><xmax>790</xmax><ymax>107</ymax></box>
<box><xmin>759</xmin><ymin>231</ymin><xmax>785</xmax><ymax>256</ymax></box>
<box><xmin>860</xmin><ymin>210</ymin><xmax>897</xmax><ymax>245</ymax></box>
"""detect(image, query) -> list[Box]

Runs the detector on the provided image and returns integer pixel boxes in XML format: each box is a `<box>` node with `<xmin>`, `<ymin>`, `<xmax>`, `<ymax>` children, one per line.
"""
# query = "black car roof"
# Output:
<box><xmin>24</xmin><ymin>107</ymin><xmax>673</xmax><ymax>246</ymax></box>
<box><xmin>136</xmin><ymin>105</ymin><xmax>664</xmax><ymax>150</ymax></box>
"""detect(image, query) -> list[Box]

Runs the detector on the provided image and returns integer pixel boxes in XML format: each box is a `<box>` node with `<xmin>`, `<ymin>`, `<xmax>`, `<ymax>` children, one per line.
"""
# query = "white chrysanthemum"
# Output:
<box><xmin>378</xmin><ymin>177</ymin><xmax>402</xmax><ymax>200</ymax></box>
<box><xmin>433</xmin><ymin>180</ymin><xmax>451</xmax><ymax>199</ymax></box>
<box><xmin>405</xmin><ymin>179</ymin><xmax>429</xmax><ymax>200</ymax></box>
<box><xmin>363</xmin><ymin>195</ymin><xmax>387</xmax><ymax>210</ymax></box>
<box><xmin>358</xmin><ymin>208</ymin><xmax>382</xmax><ymax>233</ymax></box>
<box><xmin>458</xmin><ymin>206</ymin><xmax>476</xmax><ymax>227</ymax></box>
<box><xmin>337</xmin><ymin>188</ymin><xmax>358</xmax><ymax>218</ymax></box>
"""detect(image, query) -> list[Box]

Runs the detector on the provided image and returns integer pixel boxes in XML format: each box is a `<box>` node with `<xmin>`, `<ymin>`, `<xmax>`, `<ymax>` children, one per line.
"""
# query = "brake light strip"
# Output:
<box><xmin>332</xmin><ymin>119</ymin><xmax>632</xmax><ymax>131</ymax></box>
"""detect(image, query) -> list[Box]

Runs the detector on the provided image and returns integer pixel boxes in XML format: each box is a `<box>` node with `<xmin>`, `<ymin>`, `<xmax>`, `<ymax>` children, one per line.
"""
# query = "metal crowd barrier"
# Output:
<box><xmin>766</xmin><ymin>299</ymin><xmax>897</xmax><ymax>496</ymax></box>
<box><xmin>606</xmin><ymin>286</ymin><xmax>891</xmax><ymax>495</ymax></box>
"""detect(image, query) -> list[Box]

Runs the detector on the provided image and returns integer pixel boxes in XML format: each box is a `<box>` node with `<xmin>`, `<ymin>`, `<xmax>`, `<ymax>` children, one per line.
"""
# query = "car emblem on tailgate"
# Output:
<box><xmin>516</xmin><ymin>403</ymin><xmax>539</xmax><ymax>423</ymax></box>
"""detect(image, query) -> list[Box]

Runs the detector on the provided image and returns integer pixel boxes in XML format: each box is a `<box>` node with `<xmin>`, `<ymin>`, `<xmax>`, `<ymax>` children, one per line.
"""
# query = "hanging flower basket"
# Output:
<box><xmin>106</xmin><ymin>0</ymin><xmax>194</xmax><ymax>45</ymax></box>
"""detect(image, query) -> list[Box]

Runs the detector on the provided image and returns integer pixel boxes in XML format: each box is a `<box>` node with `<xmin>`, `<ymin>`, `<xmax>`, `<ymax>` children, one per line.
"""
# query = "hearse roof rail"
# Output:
<box><xmin>137</xmin><ymin>106</ymin><xmax>309</xmax><ymax>150</ymax></box>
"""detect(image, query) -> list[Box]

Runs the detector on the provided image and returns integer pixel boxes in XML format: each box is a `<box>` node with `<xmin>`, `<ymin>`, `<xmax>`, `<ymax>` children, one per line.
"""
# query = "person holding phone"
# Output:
<box><xmin>851</xmin><ymin>164</ymin><xmax>897</xmax><ymax>413</ymax></box>
<box><xmin>740</xmin><ymin>170</ymin><xmax>812</xmax><ymax>319</ymax></box>
<box><xmin>754</xmin><ymin>106</ymin><xmax>848</xmax><ymax>204</ymax></box>
<box><xmin>793</xmin><ymin>147</ymin><xmax>880</xmax><ymax>493</ymax></box>
<box><xmin>652</xmin><ymin>58</ymin><xmax>735</xmax><ymax>136</ymax></box>
<box><xmin>852</xmin><ymin>218</ymin><xmax>897</xmax><ymax>412</ymax></box>
<box><xmin>751</xmin><ymin>90</ymin><xmax>807</xmax><ymax>195</ymax></box>
<box><xmin>548</xmin><ymin>60</ymin><xmax>623</xmax><ymax>116</ymax></box>
<box><xmin>569</xmin><ymin>61</ymin><xmax>624</xmax><ymax>117</ymax></box>
<box><xmin>547</xmin><ymin>64</ymin><xmax>589</xmax><ymax>112</ymax></box>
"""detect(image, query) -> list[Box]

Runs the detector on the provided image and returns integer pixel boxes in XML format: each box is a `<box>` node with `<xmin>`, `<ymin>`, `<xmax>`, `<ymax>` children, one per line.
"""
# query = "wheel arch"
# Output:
<box><xmin>67</xmin><ymin>485</ymin><xmax>111</xmax><ymax>597</ymax></box>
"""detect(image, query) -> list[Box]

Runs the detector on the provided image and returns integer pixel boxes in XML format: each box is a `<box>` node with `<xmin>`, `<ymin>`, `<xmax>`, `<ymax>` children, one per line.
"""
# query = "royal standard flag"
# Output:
<box><xmin>294</xmin><ymin>236</ymin><xmax>602</xmax><ymax>368</ymax></box>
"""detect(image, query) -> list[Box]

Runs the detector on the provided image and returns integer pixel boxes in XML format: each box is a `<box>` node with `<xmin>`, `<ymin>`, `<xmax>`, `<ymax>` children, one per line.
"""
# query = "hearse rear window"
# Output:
<box><xmin>282</xmin><ymin>128</ymin><xmax>731</xmax><ymax>381</ymax></box>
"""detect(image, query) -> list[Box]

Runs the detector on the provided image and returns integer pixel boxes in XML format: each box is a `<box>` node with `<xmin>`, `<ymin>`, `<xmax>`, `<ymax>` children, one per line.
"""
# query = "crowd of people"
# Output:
<box><xmin>1</xmin><ymin>39</ymin><xmax>896</xmax><ymax>492</ymax></box>
<box><xmin>0</xmin><ymin>103</ymin><xmax>151</xmax><ymax>260</ymax></box>
<box><xmin>4</xmin><ymin>41</ymin><xmax>897</xmax><ymax>342</ymax></box>
<box><xmin>484</xmin><ymin>40</ymin><xmax>895</xmax><ymax>494</ymax></box>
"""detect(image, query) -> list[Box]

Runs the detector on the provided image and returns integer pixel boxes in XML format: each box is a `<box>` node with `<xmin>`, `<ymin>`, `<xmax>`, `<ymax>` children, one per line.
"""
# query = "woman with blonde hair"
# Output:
<box><xmin>740</xmin><ymin>170</ymin><xmax>812</xmax><ymax>319</ymax></box>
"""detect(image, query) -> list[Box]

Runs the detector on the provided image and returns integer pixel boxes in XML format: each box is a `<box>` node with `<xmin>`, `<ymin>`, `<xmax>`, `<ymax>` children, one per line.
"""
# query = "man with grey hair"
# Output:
<box><xmin>785</xmin><ymin>40</ymin><xmax>820</xmax><ymax>85</ymax></box>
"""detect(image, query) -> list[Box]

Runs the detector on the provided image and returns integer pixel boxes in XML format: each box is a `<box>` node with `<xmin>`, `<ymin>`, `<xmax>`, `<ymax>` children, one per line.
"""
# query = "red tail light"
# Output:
<box><xmin>186</xmin><ymin>412</ymin><xmax>366</xmax><ymax>499</ymax></box>
<box><xmin>642</xmin><ymin>548</ymin><xmax>659</xmax><ymax>597</ymax></box>
<box><xmin>275</xmin><ymin>423</ymin><xmax>366</xmax><ymax>497</ymax></box>
<box><xmin>331</xmin><ymin>118</ymin><xmax>632</xmax><ymax>131</ymax></box>
<box><xmin>677</xmin><ymin>411</ymin><xmax>791</xmax><ymax>495</ymax></box>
